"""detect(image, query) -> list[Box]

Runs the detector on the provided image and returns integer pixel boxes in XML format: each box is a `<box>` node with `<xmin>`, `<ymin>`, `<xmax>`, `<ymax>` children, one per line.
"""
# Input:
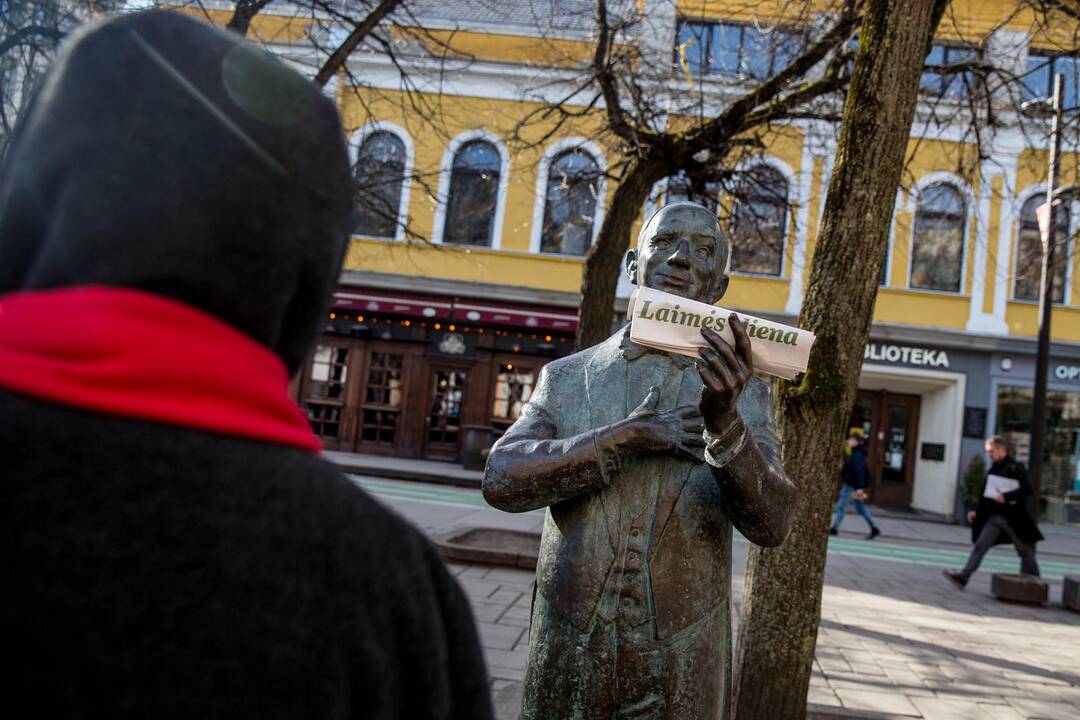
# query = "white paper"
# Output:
<box><xmin>626</xmin><ymin>287</ymin><xmax>816</xmax><ymax>381</ymax></box>
<box><xmin>983</xmin><ymin>473</ymin><xmax>1020</xmax><ymax>499</ymax></box>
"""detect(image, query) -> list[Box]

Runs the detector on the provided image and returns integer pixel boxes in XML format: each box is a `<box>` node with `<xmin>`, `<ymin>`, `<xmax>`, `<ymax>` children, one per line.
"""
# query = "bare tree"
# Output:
<box><xmin>0</xmin><ymin>1</ymin><xmax>116</xmax><ymax>162</ymax></box>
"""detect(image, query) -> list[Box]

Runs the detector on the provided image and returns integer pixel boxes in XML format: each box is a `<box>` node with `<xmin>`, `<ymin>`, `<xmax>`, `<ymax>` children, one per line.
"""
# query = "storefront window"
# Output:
<box><xmin>995</xmin><ymin>385</ymin><xmax>1080</xmax><ymax>522</ymax></box>
<box><xmin>306</xmin><ymin>345</ymin><xmax>349</xmax><ymax>438</ymax></box>
<box><xmin>492</xmin><ymin>363</ymin><xmax>536</xmax><ymax>428</ymax></box>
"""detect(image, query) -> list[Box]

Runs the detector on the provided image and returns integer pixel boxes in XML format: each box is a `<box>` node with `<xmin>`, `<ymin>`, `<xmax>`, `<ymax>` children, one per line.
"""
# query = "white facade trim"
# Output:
<box><xmin>432</xmin><ymin>129</ymin><xmax>511</xmax><ymax>250</ymax></box>
<box><xmin>784</xmin><ymin>133</ymin><xmax>818</xmax><ymax>313</ymax></box>
<box><xmin>966</xmin><ymin>161</ymin><xmax>996</xmax><ymax>331</ymax></box>
<box><xmin>527</xmin><ymin>137</ymin><xmax>609</xmax><ymax>255</ymax></box>
<box><xmin>986</xmin><ymin>153</ymin><xmax>1021</xmax><ymax>332</ymax></box>
<box><xmin>905</xmin><ymin>171</ymin><xmax>975</xmax><ymax>295</ymax></box>
<box><xmin>348</xmin><ymin>120</ymin><xmax>415</xmax><ymax>242</ymax></box>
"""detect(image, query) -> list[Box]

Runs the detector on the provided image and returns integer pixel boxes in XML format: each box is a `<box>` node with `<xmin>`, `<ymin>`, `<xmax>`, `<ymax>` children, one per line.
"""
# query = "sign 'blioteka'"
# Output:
<box><xmin>627</xmin><ymin>287</ymin><xmax>816</xmax><ymax>380</ymax></box>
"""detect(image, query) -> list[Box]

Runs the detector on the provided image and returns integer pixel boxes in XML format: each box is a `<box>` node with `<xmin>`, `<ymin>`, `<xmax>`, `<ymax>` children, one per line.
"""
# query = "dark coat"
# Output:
<box><xmin>971</xmin><ymin>455</ymin><xmax>1044</xmax><ymax>546</ymax></box>
<box><xmin>842</xmin><ymin>446</ymin><xmax>870</xmax><ymax>490</ymax></box>
<box><xmin>0</xmin><ymin>11</ymin><xmax>491</xmax><ymax>720</ymax></box>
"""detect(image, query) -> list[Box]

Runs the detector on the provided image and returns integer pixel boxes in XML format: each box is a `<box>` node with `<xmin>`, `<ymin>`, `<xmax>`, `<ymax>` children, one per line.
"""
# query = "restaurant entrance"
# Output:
<box><xmin>849</xmin><ymin>390</ymin><xmax>921</xmax><ymax>508</ymax></box>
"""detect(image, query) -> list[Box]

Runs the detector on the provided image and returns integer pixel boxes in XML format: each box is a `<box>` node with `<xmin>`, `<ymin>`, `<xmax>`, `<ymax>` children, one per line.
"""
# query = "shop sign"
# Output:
<box><xmin>430</xmin><ymin>331</ymin><xmax>475</xmax><ymax>357</ymax></box>
<box><xmin>1054</xmin><ymin>364</ymin><xmax>1080</xmax><ymax>382</ymax></box>
<box><xmin>864</xmin><ymin>343</ymin><xmax>949</xmax><ymax>368</ymax></box>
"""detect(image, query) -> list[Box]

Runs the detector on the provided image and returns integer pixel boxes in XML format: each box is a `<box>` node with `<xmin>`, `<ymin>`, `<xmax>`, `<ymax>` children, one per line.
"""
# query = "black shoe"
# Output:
<box><xmin>942</xmin><ymin>570</ymin><xmax>967</xmax><ymax>590</ymax></box>
<box><xmin>829</xmin><ymin>527</ymin><xmax>838</xmax><ymax>536</ymax></box>
<box><xmin>867</xmin><ymin>527</ymin><xmax>880</xmax><ymax>540</ymax></box>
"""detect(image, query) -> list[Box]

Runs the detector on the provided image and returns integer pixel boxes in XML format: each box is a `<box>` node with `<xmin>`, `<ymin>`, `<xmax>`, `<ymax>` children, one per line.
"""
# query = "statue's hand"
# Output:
<box><xmin>614</xmin><ymin>385</ymin><xmax>705</xmax><ymax>462</ymax></box>
<box><xmin>697</xmin><ymin>314</ymin><xmax>753</xmax><ymax>434</ymax></box>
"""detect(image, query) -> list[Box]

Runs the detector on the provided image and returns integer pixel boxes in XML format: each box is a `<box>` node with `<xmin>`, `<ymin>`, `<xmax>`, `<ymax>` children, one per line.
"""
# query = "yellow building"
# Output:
<box><xmin>222</xmin><ymin>0</ymin><xmax>1080</xmax><ymax>522</ymax></box>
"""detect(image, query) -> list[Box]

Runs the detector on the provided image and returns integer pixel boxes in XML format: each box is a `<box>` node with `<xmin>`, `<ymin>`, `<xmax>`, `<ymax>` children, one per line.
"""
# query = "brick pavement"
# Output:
<box><xmin>356</xmin><ymin>477</ymin><xmax>1080</xmax><ymax>720</ymax></box>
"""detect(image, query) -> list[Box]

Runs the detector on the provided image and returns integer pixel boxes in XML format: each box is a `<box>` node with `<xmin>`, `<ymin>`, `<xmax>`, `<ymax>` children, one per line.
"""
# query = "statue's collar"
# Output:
<box><xmin>618</xmin><ymin>327</ymin><xmax>695</xmax><ymax>370</ymax></box>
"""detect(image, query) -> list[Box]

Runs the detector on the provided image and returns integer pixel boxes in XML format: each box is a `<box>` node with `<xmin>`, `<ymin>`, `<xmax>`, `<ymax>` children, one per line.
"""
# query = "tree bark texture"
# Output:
<box><xmin>575</xmin><ymin>159</ymin><xmax>663</xmax><ymax>349</ymax></box>
<box><xmin>731</xmin><ymin>2</ymin><xmax>948</xmax><ymax>719</ymax></box>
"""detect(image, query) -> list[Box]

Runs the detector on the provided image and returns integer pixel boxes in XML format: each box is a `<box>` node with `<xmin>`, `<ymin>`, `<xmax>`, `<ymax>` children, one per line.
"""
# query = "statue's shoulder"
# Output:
<box><xmin>539</xmin><ymin>330</ymin><xmax>624</xmax><ymax>385</ymax></box>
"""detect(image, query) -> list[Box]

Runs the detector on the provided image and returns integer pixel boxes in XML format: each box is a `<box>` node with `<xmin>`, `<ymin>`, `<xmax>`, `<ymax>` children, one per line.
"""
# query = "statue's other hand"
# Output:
<box><xmin>617</xmin><ymin>385</ymin><xmax>705</xmax><ymax>462</ymax></box>
<box><xmin>697</xmin><ymin>315</ymin><xmax>753</xmax><ymax>433</ymax></box>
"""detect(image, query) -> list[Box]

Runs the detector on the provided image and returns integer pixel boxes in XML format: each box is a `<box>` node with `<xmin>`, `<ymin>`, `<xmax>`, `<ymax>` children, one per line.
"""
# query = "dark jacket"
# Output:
<box><xmin>0</xmin><ymin>11</ymin><xmax>491</xmax><ymax>720</ymax></box>
<box><xmin>971</xmin><ymin>455</ymin><xmax>1044</xmax><ymax>546</ymax></box>
<box><xmin>842</xmin><ymin>445</ymin><xmax>870</xmax><ymax>490</ymax></box>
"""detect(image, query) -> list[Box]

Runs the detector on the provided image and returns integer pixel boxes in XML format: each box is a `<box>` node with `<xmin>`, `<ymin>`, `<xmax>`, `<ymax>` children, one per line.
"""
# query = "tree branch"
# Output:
<box><xmin>0</xmin><ymin>24</ymin><xmax>63</xmax><ymax>57</ymax></box>
<box><xmin>313</xmin><ymin>0</ymin><xmax>406</xmax><ymax>87</ymax></box>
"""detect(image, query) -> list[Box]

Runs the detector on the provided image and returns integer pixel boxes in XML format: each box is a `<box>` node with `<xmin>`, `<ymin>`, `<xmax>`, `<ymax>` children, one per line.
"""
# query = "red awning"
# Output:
<box><xmin>331</xmin><ymin>288</ymin><xmax>578</xmax><ymax>333</ymax></box>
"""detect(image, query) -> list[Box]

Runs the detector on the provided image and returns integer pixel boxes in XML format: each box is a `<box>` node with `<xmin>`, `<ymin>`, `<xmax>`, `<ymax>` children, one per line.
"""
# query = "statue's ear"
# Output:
<box><xmin>709</xmin><ymin>274</ymin><xmax>730</xmax><ymax>304</ymax></box>
<box><xmin>624</xmin><ymin>249</ymin><xmax>639</xmax><ymax>285</ymax></box>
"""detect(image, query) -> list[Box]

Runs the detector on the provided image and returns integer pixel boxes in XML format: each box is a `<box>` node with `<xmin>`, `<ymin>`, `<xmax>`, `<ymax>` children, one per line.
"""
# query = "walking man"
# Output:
<box><xmin>944</xmin><ymin>436</ymin><xmax>1043</xmax><ymax>589</ymax></box>
<box><xmin>830</xmin><ymin>434</ymin><xmax>881</xmax><ymax>539</ymax></box>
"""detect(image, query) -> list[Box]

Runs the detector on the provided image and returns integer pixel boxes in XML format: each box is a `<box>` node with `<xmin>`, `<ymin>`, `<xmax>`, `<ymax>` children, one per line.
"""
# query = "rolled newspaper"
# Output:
<box><xmin>626</xmin><ymin>286</ymin><xmax>816</xmax><ymax>380</ymax></box>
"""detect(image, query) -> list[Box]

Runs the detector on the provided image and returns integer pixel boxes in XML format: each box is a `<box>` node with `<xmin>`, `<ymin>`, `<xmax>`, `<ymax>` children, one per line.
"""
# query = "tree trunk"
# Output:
<box><xmin>731</xmin><ymin>2</ymin><xmax>948</xmax><ymax>718</ymax></box>
<box><xmin>225</xmin><ymin>0</ymin><xmax>273</xmax><ymax>36</ymax></box>
<box><xmin>575</xmin><ymin>159</ymin><xmax>663</xmax><ymax>349</ymax></box>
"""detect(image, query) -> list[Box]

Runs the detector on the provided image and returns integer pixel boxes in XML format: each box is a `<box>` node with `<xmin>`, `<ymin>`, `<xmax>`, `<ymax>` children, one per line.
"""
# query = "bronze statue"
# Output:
<box><xmin>483</xmin><ymin>202</ymin><xmax>797</xmax><ymax>720</ymax></box>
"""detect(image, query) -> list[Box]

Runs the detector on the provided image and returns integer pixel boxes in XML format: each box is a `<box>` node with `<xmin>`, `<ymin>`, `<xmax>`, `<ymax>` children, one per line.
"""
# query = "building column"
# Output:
<box><xmin>785</xmin><ymin>123</ymin><xmax>834</xmax><ymax>315</ymax></box>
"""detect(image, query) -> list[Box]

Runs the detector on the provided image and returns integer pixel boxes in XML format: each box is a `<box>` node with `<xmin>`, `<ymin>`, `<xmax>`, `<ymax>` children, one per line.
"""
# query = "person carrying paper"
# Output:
<box><xmin>943</xmin><ymin>436</ymin><xmax>1043</xmax><ymax>590</ymax></box>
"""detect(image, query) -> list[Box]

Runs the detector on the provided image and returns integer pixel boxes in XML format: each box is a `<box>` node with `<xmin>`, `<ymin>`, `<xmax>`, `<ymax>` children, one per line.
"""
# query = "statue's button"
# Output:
<box><xmin>621</xmin><ymin>597</ymin><xmax>633</xmax><ymax>608</ymax></box>
<box><xmin>627</xmin><ymin>551</ymin><xmax>639</xmax><ymax>562</ymax></box>
<box><xmin>630</xmin><ymin>529</ymin><xmax>640</xmax><ymax>538</ymax></box>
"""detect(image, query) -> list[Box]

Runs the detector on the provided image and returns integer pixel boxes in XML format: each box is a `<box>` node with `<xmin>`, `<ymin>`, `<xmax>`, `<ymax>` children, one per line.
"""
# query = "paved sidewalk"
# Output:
<box><xmin>352</xmin><ymin>476</ymin><xmax>1080</xmax><ymax>720</ymax></box>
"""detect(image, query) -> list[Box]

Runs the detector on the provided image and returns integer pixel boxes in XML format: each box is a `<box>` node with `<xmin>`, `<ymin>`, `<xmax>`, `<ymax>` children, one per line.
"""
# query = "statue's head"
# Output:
<box><xmin>625</xmin><ymin>202</ymin><xmax>730</xmax><ymax>305</ymax></box>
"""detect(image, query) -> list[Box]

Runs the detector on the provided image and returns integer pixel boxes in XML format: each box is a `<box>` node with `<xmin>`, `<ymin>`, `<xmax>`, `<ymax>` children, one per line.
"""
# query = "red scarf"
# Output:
<box><xmin>0</xmin><ymin>286</ymin><xmax>321</xmax><ymax>452</ymax></box>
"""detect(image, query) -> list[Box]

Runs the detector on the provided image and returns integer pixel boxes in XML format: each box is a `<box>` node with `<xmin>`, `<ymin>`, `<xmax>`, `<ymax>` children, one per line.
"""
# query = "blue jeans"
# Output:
<box><xmin>831</xmin><ymin>484</ymin><xmax>877</xmax><ymax>531</ymax></box>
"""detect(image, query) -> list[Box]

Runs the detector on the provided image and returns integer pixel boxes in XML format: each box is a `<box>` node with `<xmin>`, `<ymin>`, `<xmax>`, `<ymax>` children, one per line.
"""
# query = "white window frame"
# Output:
<box><xmin>1010</xmin><ymin>183</ymin><xmax>1075</xmax><ymax>305</ymax></box>
<box><xmin>528</xmin><ymin>137</ymin><xmax>608</xmax><ymax>255</ymax></box>
<box><xmin>348</xmin><ymin>121</ymin><xmax>414</xmax><ymax>242</ymax></box>
<box><xmin>729</xmin><ymin>156</ymin><xmax>798</xmax><ymax>279</ymax></box>
<box><xmin>432</xmin><ymin>129</ymin><xmax>511</xmax><ymax>250</ymax></box>
<box><xmin>906</xmin><ymin>172</ymin><xmax>974</xmax><ymax>295</ymax></box>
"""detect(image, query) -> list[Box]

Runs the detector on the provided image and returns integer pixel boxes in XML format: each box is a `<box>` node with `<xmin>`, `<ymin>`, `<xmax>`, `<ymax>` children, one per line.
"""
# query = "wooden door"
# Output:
<box><xmin>355</xmin><ymin>344</ymin><xmax>410</xmax><ymax>455</ymax></box>
<box><xmin>851</xmin><ymin>391</ymin><xmax>920</xmax><ymax>508</ymax></box>
<box><xmin>423</xmin><ymin>366</ymin><xmax>469</xmax><ymax>460</ymax></box>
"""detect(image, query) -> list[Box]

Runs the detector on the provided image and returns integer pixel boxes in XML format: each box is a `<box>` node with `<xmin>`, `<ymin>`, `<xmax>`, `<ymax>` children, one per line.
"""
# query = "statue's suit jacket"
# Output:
<box><xmin>484</xmin><ymin>329</ymin><xmax>785</xmax><ymax>639</ymax></box>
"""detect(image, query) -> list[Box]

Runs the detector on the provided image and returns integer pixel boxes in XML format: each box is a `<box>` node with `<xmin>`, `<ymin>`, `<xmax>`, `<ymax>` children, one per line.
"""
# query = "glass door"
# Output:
<box><xmin>423</xmin><ymin>367</ymin><xmax>469</xmax><ymax>460</ymax></box>
<box><xmin>851</xmin><ymin>391</ymin><xmax>920</xmax><ymax>509</ymax></box>
<box><xmin>356</xmin><ymin>347</ymin><xmax>407</xmax><ymax>454</ymax></box>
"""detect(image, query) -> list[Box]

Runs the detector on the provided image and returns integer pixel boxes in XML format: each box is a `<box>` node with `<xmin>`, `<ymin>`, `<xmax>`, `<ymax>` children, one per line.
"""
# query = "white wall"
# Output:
<box><xmin>910</xmin><ymin>381</ymin><xmax>965</xmax><ymax>515</ymax></box>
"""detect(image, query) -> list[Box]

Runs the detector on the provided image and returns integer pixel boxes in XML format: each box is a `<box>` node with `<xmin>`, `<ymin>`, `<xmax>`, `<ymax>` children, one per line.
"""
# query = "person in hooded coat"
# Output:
<box><xmin>0</xmin><ymin>11</ymin><xmax>492</xmax><ymax>720</ymax></box>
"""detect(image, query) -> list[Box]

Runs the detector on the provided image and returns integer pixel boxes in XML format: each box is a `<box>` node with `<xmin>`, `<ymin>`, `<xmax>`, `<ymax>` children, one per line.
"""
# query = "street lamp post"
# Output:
<box><xmin>1020</xmin><ymin>72</ymin><xmax>1064</xmax><ymax>521</ymax></box>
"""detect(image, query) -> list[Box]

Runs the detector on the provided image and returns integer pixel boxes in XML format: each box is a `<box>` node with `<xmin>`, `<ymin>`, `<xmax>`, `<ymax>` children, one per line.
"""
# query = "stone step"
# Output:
<box><xmin>990</xmin><ymin>573</ymin><xmax>1049</xmax><ymax>605</ymax></box>
<box><xmin>1064</xmin><ymin>575</ymin><xmax>1080</xmax><ymax>613</ymax></box>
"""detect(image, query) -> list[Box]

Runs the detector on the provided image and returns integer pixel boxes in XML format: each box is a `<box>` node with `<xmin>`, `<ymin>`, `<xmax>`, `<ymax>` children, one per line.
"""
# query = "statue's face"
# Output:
<box><xmin>626</xmin><ymin>203</ymin><xmax>729</xmax><ymax>305</ymax></box>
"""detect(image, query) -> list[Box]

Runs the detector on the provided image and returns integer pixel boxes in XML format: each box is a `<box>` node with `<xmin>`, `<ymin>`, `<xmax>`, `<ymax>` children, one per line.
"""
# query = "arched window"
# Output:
<box><xmin>910</xmin><ymin>183</ymin><xmax>965</xmax><ymax>292</ymax></box>
<box><xmin>540</xmin><ymin>148</ymin><xmax>601</xmax><ymax>256</ymax></box>
<box><xmin>664</xmin><ymin>171</ymin><xmax>720</xmax><ymax>212</ymax></box>
<box><xmin>353</xmin><ymin>131</ymin><xmax>406</xmax><ymax>239</ymax></box>
<box><xmin>731</xmin><ymin>165</ymin><xmax>787</xmax><ymax>275</ymax></box>
<box><xmin>443</xmin><ymin>139</ymin><xmax>501</xmax><ymax>246</ymax></box>
<box><xmin>1015</xmin><ymin>195</ymin><xmax>1068</xmax><ymax>303</ymax></box>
